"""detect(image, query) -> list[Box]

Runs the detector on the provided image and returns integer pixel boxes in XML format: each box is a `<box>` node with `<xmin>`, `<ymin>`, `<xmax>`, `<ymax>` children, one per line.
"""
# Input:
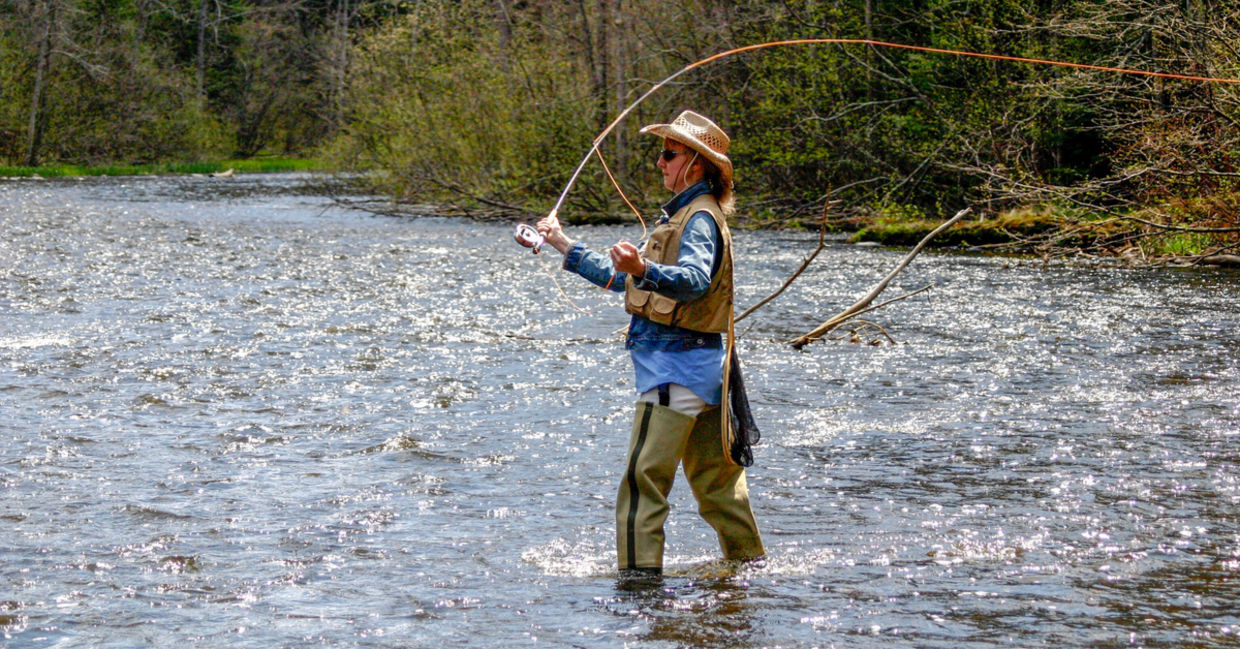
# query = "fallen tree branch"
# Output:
<box><xmin>1199</xmin><ymin>253</ymin><xmax>1240</xmax><ymax>267</ymax></box>
<box><xmin>791</xmin><ymin>285</ymin><xmax>932</xmax><ymax>347</ymax></box>
<box><xmin>1114</xmin><ymin>212</ymin><xmax>1240</xmax><ymax>234</ymax></box>
<box><xmin>1186</xmin><ymin>239</ymin><xmax>1240</xmax><ymax>268</ymax></box>
<box><xmin>841</xmin><ymin>284</ymin><xmax>933</xmax><ymax>321</ymax></box>
<box><xmin>788</xmin><ymin>207</ymin><xmax>970</xmax><ymax>349</ymax></box>
<box><xmin>825</xmin><ymin>319</ymin><xmax>897</xmax><ymax>345</ymax></box>
<box><xmin>416</xmin><ymin>173</ymin><xmax>532</xmax><ymax>216</ymax></box>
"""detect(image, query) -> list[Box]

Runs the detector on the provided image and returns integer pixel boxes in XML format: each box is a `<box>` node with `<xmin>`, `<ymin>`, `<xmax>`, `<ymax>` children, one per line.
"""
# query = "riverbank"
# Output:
<box><xmin>830</xmin><ymin>203</ymin><xmax>1240</xmax><ymax>267</ymax></box>
<box><xmin>6</xmin><ymin>162</ymin><xmax>1233</xmax><ymax>267</ymax></box>
<box><xmin>0</xmin><ymin>156</ymin><xmax>321</xmax><ymax>178</ymax></box>
<box><xmin>351</xmin><ymin>193</ymin><xmax>1238</xmax><ymax>268</ymax></box>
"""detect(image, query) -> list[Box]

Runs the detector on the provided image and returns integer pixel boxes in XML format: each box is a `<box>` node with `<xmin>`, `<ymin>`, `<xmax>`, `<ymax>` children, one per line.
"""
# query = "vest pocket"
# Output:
<box><xmin>627</xmin><ymin>288</ymin><xmax>651</xmax><ymax>308</ymax></box>
<box><xmin>648</xmin><ymin>292</ymin><xmax>676</xmax><ymax>318</ymax></box>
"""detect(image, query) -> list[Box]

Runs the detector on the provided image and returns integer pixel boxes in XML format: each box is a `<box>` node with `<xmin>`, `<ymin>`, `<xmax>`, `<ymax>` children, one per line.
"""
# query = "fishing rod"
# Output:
<box><xmin>512</xmin><ymin>36</ymin><xmax>1240</xmax><ymax>253</ymax></box>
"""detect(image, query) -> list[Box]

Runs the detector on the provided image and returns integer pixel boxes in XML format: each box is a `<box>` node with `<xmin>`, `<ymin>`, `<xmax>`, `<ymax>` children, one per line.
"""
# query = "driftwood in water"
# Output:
<box><xmin>1198</xmin><ymin>254</ymin><xmax>1240</xmax><ymax>268</ymax></box>
<box><xmin>788</xmin><ymin>207</ymin><xmax>971</xmax><ymax>349</ymax></box>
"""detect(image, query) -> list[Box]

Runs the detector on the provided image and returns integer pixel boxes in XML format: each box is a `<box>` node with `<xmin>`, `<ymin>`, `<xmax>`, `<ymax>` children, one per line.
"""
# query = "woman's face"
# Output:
<box><xmin>657</xmin><ymin>138</ymin><xmax>702</xmax><ymax>193</ymax></box>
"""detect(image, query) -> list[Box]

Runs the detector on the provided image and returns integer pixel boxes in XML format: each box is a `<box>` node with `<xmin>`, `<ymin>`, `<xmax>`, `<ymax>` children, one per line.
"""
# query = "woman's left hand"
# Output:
<box><xmin>610</xmin><ymin>241</ymin><xmax>646</xmax><ymax>277</ymax></box>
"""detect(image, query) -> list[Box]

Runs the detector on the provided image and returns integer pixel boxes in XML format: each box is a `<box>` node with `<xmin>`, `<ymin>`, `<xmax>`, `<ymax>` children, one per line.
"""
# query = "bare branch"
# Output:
<box><xmin>735</xmin><ymin>200</ymin><xmax>834</xmax><ymax>324</ymax></box>
<box><xmin>788</xmin><ymin>208</ymin><xmax>970</xmax><ymax>349</ymax></box>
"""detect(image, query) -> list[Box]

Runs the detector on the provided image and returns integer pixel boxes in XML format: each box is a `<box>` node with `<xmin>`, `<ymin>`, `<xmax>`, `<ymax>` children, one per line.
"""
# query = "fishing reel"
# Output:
<box><xmin>513</xmin><ymin>223</ymin><xmax>545</xmax><ymax>254</ymax></box>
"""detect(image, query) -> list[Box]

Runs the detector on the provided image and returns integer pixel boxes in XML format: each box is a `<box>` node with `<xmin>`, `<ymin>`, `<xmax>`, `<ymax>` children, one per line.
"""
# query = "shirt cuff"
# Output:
<box><xmin>562</xmin><ymin>242</ymin><xmax>587</xmax><ymax>272</ymax></box>
<box><xmin>633</xmin><ymin>261</ymin><xmax>663</xmax><ymax>290</ymax></box>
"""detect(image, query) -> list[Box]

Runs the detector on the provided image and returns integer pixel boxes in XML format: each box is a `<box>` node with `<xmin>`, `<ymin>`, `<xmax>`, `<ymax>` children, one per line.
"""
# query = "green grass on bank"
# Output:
<box><xmin>846</xmin><ymin>202</ymin><xmax>1238</xmax><ymax>259</ymax></box>
<box><xmin>0</xmin><ymin>157</ymin><xmax>322</xmax><ymax>178</ymax></box>
<box><xmin>849</xmin><ymin>205</ymin><xmax>1070</xmax><ymax>248</ymax></box>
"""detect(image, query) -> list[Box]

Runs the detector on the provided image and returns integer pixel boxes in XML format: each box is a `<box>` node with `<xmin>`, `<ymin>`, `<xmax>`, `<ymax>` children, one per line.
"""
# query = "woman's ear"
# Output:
<box><xmin>693</xmin><ymin>157</ymin><xmax>713</xmax><ymax>181</ymax></box>
<box><xmin>690</xmin><ymin>156</ymin><xmax>707</xmax><ymax>178</ymax></box>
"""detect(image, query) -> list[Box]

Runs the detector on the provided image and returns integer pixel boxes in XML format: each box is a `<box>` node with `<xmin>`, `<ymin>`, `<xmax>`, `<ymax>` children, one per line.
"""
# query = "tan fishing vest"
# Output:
<box><xmin>624</xmin><ymin>193</ymin><xmax>733</xmax><ymax>333</ymax></box>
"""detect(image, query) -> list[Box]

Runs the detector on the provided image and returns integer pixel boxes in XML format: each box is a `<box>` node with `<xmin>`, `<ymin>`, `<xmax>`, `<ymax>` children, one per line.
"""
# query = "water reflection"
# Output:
<box><xmin>604</xmin><ymin>570</ymin><xmax>765</xmax><ymax>648</ymax></box>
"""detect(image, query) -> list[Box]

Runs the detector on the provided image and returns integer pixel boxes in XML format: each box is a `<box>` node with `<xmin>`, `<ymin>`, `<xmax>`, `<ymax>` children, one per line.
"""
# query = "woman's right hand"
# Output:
<box><xmin>536</xmin><ymin>213</ymin><xmax>572</xmax><ymax>254</ymax></box>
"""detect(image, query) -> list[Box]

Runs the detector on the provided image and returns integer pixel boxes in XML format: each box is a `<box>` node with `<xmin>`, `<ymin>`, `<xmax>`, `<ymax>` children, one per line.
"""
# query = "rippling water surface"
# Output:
<box><xmin>2</xmin><ymin>173</ymin><xmax>1238</xmax><ymax>648</ymax></box>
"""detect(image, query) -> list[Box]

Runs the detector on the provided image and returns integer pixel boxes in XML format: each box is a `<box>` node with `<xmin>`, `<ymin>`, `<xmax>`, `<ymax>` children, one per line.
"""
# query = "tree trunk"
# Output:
<box><xmin>196</xmin><ymin>0</ymin><xmax>207</xmax><ymax>106</ymax></box>
<box><xmin>494</xmin><ymin>0</ymin><xmax>512</xmax><ymax>74</ymax></box>
<box><xmin>135</xmin><ymin>0</ymin><xmax>148</xmax><ymax>59</ymax></box>
<box><xmin>576</xmin><ymin>0</ymin><xmax>600</xmax><ymax>129</ymax></box>
<box><xmin>595</xmin><ymin>0</ymin><xmax>609</xmax><ymax>127</ymax></box>
<box><xmin>864</xmin><ymin>0</ymin><xmax>874</xmax><ymax>98</ymax></box>
<box><xmin>24</xmin><ymin>0</ymin><xmax>55</xmax><ymax>167</ymax></box>
<box><xmin>609</xmin><ymin>0</ymin><xmax>626</xmax><ymax>171</ymax></box>
<box><xmin>330</xmin><ymin>0</ymin><xmax>351</xmax><ymax>136</ymax></box>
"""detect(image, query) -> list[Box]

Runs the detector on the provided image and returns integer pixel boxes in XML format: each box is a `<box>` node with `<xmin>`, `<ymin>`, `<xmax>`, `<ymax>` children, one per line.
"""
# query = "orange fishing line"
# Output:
<box><xmin>687</xmin><ymin>38</ymin><xmax>1240</xmax><ymax>84</ymax></box>
<box><xmin>557</xmin><ymin>37</ymin><xmax>1240</xmax><ymax>222</ymax></box>
<box><xmin>541</xmin><ymin>37</ymin><xmax>1238</xmax><ymax>315</ymax></box>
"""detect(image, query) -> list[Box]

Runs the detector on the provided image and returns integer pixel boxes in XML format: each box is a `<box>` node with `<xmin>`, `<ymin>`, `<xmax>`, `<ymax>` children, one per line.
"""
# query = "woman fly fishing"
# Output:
<box><xmin>536</xmin><ymin>110</ymin><xmax>764</xmax><ymax>580</ymax></box>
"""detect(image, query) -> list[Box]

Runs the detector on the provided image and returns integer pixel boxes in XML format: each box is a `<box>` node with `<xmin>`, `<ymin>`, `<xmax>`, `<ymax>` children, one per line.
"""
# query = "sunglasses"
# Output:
<box><xmin>659</xmin><ymin>149</ymin><xmax>691</xmax><ymax>162</ymax></box>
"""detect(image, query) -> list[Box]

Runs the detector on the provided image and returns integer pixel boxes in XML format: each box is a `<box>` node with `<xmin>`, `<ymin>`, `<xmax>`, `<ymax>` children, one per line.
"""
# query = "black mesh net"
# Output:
<box><xmin>727</xmin><ymin>348</ymin><xmax>761</xmax><ymax>467</ymax></box>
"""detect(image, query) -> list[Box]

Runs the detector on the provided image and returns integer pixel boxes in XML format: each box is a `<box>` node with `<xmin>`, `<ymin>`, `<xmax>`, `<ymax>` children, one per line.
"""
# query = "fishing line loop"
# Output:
<box><xmin>549</xmin><ymin>37</ymin><xmax>1240</xmax><ymax>222</ymax></box>
<box><xmin>520</xmin><ymin>37</ymin><xmax>1240</xmax><ymax>316</ymax></box>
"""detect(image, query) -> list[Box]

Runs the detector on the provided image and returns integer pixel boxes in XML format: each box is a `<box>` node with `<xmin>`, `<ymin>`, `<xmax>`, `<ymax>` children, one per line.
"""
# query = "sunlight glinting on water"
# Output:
<box><xmin>2</xmin><ymin>174</ymin><xmax>1239</xmax><ymax>648</ymax></box>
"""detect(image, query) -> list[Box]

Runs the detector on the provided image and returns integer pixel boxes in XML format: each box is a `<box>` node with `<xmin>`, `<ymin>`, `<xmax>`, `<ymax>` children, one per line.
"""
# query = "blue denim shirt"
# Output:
<box><xmin>562</xmin><ymin>181</ymin><xmax>726</xmax><ymax>404</ymax></box>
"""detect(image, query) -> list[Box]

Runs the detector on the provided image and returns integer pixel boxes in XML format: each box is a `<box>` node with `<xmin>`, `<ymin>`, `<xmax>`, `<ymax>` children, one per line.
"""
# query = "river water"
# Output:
<box><xmin>2</xmin><ymin>172</ymin><xmax>1238</xmax><ymax>648</ymax></box>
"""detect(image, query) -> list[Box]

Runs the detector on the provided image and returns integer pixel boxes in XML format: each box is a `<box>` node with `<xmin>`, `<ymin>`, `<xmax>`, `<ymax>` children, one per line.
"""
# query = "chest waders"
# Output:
<box><xmin>616</xmin><ymin>397</ymin><xmax>765</xmax><ymax>572</ymax></box>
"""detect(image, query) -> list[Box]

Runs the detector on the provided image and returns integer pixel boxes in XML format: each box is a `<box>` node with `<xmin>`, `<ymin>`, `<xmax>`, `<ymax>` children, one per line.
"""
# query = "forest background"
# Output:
<box><xmin>3</xmin><ymin>0</ymin><xmax>1239</xmax><ymax>262</ymax></box>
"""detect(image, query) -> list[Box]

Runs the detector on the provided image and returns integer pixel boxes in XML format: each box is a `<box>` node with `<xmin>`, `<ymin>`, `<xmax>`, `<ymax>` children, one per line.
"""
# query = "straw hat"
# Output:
<box><xmin>639</xmin><ymin>110</ymin><xmax>732</xmax><ymax>189</ymax></box>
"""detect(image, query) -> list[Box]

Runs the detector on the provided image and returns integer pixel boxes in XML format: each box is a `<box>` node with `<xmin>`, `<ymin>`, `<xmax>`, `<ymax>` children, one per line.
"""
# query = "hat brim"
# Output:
<box><xmin>640</xmin><ymin>123</ymin><xmax>733</xmax><ymax>188</ymax></box>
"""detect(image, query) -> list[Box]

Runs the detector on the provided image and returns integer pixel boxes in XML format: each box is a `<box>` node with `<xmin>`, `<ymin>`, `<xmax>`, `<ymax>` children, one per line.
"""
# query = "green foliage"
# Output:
<box><xmin>222</xmin><ymin>13</ymin><xmax>324</xmax><ymax>157</ymax></box>
<box><xmin>0</xmin><ymin>0</ymin><xmax>337</xmax><ymax>167</ymax></box>
<box><xmin>876</xmin><ymin>204</ymin><xmax>929</xmax><ymax>222</ymax></box>
<box><xmin>721</xmin><ymin>0</ymin><xmax>1089</xmax><ymax>217</ymax></box>
<box><xmin>2</xmin><ymin>0</ymin><xmax>1238</xmax><ymax>256</ymax></box>
<box><xmin>1146</xmin><ymin>232</ymin><xmax>1215</xmax><ymax>257</ymax></box>
<box><xmin>327</xmin><ymin>0</ymin><xmax>603</xmax><ymax>216</ymax></box>
<box><xmin>47</xmin><ymin>51</ymin><xmax>230</xmax><ymax>163</ymax></box>
<box><xmin>852</xmin><ymin>204</ymin><xmax>1067</xmax><ymax>247</ymax></box>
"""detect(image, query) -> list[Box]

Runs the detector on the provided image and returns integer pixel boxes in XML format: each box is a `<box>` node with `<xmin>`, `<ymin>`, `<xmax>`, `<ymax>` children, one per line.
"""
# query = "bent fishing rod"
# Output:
<box><xmin>513</xmin><ymin>36</ymin><xmax>1240</xmax><ymax>253</ymax></box>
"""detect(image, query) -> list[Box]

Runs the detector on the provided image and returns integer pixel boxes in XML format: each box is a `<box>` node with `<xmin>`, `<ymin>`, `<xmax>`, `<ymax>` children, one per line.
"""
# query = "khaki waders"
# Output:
<box><xmin>616</xmin><ymin>400</ymin><xmax>764</xmax><ymax>572</ymax></box>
